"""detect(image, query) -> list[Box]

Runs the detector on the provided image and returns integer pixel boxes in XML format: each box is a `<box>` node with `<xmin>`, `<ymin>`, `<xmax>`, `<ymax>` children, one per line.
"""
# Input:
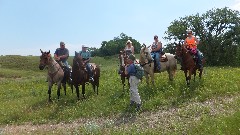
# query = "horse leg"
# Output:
<box><xmin>199</xmin><ymin>69</ymin><xmax>203</xmax><ymax>79</ymax></box>
<box><xmin>144</xmin><ymin>71</ymin><xmax>149</xmax><ymax>85</ymax></box>
<box><xmin>57</xmin><ymin>83</ymin><xmax>61</xmax><ymax>100</ymax></box>
<box><xmin>121</xmin><ymin>75</ymin><xmax>125</xmax><ymax>91</ymax></box>
<box><xmin>75</xmin><ymin>85</ymin><xmax>80</xmax><ymax>100</ymax></box>
<box><xmin>71</xmin><ymin>84</ymin><xmax>74</xmax><ymax>93</ymax></box>
<box><xmin>62</xmin><ymin>83</ymin><xmax>66</xmax><ymax>95</ymax></box>
<box><xmin>193</xmin><ymin>70</ymin><xmax>196</xmax><ymax>82</ymax></box>
<box><xmin>184</xmin><ymin>70</ymin><xmax>190</xmax><ymax>86</ymax></box>
<box><xmin>96</xmin><ymin>77</ymin><xmax>99</xmax><ymax>95</ymax></box>
<box><xmin>48</xmin><ymin>86</ymin><xmax>52</xmax><ymax>102</ymax></box>
<box><xmin>150</xmin><ymin>72</ymin><xmax>155</xmax><ymax>86</ymax></box>
<box><xmin>82</xmin><ymin>84</ymin><xmax>86</xmax><ymax>99</ymax></box>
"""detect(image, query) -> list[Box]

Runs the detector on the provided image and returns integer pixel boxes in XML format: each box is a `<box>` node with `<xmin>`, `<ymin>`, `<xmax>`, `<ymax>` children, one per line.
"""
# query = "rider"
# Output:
<box><xmin>151</xmin><ymin>35</ymin><xmax>162</xmax><ymax>71</ymax></box>
<box><xmin>79</xmin><ymin>45</ymin><xmax>94</xmax><ymax>81</ymax></box>
<box><xmin>184</xmin><ymin>29</ymin><xmax>203</xmax><ymax>69</ymax></box>
<box><xmin>124</xmin><ymin>40</ymin><xmax>134</xmax><ymax>56</ymax></box>
<box><xmin>54</xmin><ymin>41</ymin><xmax>70</xmax><ymax>70</ymax></box>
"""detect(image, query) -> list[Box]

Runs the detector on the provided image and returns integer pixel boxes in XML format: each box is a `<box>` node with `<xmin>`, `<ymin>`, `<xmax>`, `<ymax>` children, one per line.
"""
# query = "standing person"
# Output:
<box><xmin>184</xmin><ymin>29</ymin><xmax>203</xmax><ymax>69</ymax></box>
<box><xmin>54</xmin><ymin>41</ymin><xmax>70</xmax><ymax>69</ymax></box>
<box><xmin>151</xmin><ymin>35</ymin><xmax>162</xmax><ymax>71</ymax></box>
<box><xmin>79</xmin><ymin>45</ymin><xmax>94</xmax><ymax>81</ymax></box>
<box><xmin>124</xmin><ymin>40</ymin><xmax>134</xmax><ymax>56</ymax></box>
<box><xmin>125</xmin><ymin>54</ymin><xmax>141</xmax><ymax>111</ymax></box>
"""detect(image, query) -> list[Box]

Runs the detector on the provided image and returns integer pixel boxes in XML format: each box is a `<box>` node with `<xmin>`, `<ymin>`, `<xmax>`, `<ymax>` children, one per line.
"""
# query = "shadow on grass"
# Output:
<box><xmin>114</xmin><ymin>104</ymin><xmax>138</xmax><ymax>126</ymax></box>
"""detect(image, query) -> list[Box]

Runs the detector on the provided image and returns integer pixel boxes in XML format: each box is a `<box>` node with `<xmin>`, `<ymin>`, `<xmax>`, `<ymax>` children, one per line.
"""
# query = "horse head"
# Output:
<box><xmin>73</xmin><ymin>51</ymin><xmax>84</xmax><ymax>70</ymax></box>
<box><xmin>140</xmin><ymin>44</ymin><xmax>152</xmax><ymax>64</ymax></box>
<box><xmin>39</xmin><ymin>49</ymin><xmax>51</xmax><ymax>70</ymax></box>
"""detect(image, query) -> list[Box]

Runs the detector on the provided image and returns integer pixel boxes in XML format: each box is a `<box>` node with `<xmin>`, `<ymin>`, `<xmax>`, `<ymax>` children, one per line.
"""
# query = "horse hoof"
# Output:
<box><xmin>48</xmin><ymin>99</ymin><xmax>52</xmax><ymax>103</ymax></box>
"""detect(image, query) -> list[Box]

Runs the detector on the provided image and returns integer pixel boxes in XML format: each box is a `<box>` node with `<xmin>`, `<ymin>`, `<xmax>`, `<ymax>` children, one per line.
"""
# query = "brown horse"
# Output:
<box><xmin>175</xmin><ymin>42</ymin><xmax>204</xmax><ymax>85</ymax></box>
<box><xmin>72</xmin><ymin>51</ymin><xmax>100</xmax><ymax>100</ymax></box>
<box><xmin>39</xmin><ymin>49</ymin><xmax>66</xmax><ymax>102</ymax></box>
<box><xmin>118</xmin><ymin>50</ymin><xmax>129</xmax><ymax>91</ymax></box>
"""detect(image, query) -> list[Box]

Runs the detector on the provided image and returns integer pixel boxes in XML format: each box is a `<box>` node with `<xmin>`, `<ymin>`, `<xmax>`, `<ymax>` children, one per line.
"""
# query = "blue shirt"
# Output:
<box><xmin>79</xmin><ymin>51</ymin><xmax>91</xmax><ymax>60</ymax></box>
<box><xmin>127</xmin><ymin>64</ymin><xmax>136</xmax><ymax>76</ymax></box>
<box><xmin>54</xmin><ymin>48</ymin><xmax>69</xmax><ymax>62</ymax></box>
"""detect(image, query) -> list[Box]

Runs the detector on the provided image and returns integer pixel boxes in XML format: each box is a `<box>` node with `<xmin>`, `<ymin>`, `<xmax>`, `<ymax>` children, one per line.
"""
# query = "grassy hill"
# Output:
<box><xmin>0</xmin><ymin>55</ymin><xmax>240</xmax><ymax>134</ymax></box>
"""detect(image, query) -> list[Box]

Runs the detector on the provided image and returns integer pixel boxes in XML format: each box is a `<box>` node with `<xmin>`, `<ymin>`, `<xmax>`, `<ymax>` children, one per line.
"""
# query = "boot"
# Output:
<box><xmin>136</xmin><ymin>104</ymin><xmax>141</xmax><ymax>111</ymax></box>
<box><xmin>130</xmin><ymin>100</ymin><xmax>135</xmax><ymax>106</ymax></box>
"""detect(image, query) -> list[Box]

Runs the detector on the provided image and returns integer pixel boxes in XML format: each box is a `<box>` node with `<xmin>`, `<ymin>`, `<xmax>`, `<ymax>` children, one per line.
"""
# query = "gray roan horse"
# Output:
<box><xmin>139</xmin><ymin>44</ymin><xmax>177</xmax><ymax>85</ymax></box>
<box><xmin>72</xmin><ymin>52</ymin><xmax>100</xmax><ymax>100</ymax></box>
<box><xmin>39</xmin><ymin>49</ymin><xmax>66</xmax><ymax>102</ymax></box>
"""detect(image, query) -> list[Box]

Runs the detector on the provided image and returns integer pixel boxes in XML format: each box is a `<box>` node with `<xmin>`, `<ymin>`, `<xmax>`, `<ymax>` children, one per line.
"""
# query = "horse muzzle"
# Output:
<box><xmin>39</xmin><ymin>65</ymin><xmax>45</xmax><ymax>70</ymax></box>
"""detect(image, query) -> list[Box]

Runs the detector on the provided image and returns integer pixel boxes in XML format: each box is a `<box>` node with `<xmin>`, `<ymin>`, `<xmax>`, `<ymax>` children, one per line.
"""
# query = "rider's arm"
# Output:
<box><xmin>195</xmin><ymin>37</ymin><xmax>199</xmax><ymax>45</ymax></box>
<box><xmin>131</xmin><ymin>46</ymin><xmax>134</xmax><ymax>54</ymax></box>
<box><xmin>59</xmin><ymin>49</ymin><xmax>69</xmax><ymax>59</ymax></box>
<box><xmin>54</xmin><ymin>49</ymin><xmax>60</xmax><ymax>60</ymax></box>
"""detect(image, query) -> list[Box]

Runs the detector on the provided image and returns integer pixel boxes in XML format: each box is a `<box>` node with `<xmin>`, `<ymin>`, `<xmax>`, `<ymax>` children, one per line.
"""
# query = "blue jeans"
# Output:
<box><xmin>86</xmin><ymin>63</ymin><xmax>93</xmax><ymax>77</ymax></box>
<box><xmin>62</xmin><ymin>61</ymin><xmax>70</xmax><ymax>71</ymax></box>
<box><xmin>196</xmin><ymin>49</ymin><xmax>203</xmax><ymax>68</ymax></box>
<box><xmin>151</xmin><ymin>52</ymin><xmax>161</xmax><ymax>70</ymax></box>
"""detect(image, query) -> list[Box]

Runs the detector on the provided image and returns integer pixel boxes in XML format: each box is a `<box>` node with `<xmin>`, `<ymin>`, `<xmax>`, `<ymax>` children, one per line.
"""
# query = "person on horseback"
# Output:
<box><xmin>124</xmin><ymin>40</ymin><xmax>134</xmax><ymax>56</ymax></box>
<box><xmin>184</xmin><ymin>29</ymin><xmax>203</xmax><ymax>69</ymax></box>
<box><xmin>79</xmin><ymin>45</ymin><xmax>94</xmax><ymax>81</ymax></box>
<box><xmin>151</xmin><ymin>35</ymin><xmax>162</xmax><ymax>71</ymax></box>
<box><xmin>54</xmin><ymin>41</ymin><xmax>70</xmax><ymax>71</ymax></box>
<box><xmin>125</xmin><ymin>54</ymin><xmax>141</xmax><ymax>111</ymax></box>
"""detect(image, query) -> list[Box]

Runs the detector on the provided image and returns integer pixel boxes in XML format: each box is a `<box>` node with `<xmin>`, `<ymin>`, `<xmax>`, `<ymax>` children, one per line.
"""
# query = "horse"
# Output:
<box><xmin>72</xmin><ymin>52</ymin><xmax>100</xmax><ymax>100</ymax></box>
<box><xmin>57</xmin><ymin>61</ymin><xmax>73</xmax><ymax>93</ymax></box>
<box><xmin>175</xmin><ymin>42</ymin><xmax>204</xmax><ymax>85</ymax></box>
<box><xmin>139</xmin><ymin>44</ymin><xmax>177</xmax><ymax>85</ymax></box>
<box><xmin>39</xmin><ymin>49</ymin><xmax>66</xmax><ymax>102</ymax></box>
<box><xmin>118</xmin><ymin>50</ymin><xmax>129</xmax><ymax>91</ymax></box>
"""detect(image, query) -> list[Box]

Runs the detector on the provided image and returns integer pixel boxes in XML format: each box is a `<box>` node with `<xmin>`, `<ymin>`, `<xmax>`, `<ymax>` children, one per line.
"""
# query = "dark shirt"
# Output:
<box><xmin>127</xmin><ymin>64</ymin><xmax>136</xmax><ymax>76</ymax></box>
<box><xmin>54</xmin><ymin>48</ymin><xmax>69</xmax><ymax>62</ymax></box>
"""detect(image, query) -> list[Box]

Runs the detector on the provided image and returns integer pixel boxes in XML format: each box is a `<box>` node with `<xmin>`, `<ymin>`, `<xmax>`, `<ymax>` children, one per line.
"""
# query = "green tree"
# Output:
<box><xmin>164</xmin><ymin>7</ymin><xmax>240</xmax><ymax>66</ymax></box>
<box><xmin>97</xmin><ymin>33</ymin><xmax>141</xmax><ymax>56</ymax></box>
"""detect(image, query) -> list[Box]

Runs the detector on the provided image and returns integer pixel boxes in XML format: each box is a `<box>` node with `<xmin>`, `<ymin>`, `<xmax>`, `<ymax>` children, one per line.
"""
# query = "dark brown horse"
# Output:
<box><xmin>175</xmin><ymin>42</ymin><xmax>204</xmax><ymax>85</ymax></box>
<box><xmin>39</xmin><ymin>49</ymin><xmax>66</xmax><ymax>102</ymax></box>
<box><xmin>118</xmin><ymin>50</ymin><xmax>129</xmax><ymax>91</ymax></box>
<box><xmin>72</xmin><ymin>52</ymin><xmax>100</xmax><ymax>100</ymax></box>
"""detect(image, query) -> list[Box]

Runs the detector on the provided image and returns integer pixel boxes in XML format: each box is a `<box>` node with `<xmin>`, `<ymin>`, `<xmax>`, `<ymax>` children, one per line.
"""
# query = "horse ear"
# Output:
<box><xmin>48</xmin><ymin>50</ymin><xmax>50</xmax><ymax>54</ymax></box>
<box><xmin>40</xmin><ymin>49</ymin><xmax>43</xmax><ymax>54</ymax></box>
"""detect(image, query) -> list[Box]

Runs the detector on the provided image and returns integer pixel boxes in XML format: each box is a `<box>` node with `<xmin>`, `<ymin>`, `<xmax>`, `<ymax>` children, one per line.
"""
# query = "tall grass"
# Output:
<box><xmin>0</xmin><ymin>55</ymin><xmax>240</xmax><ymax>134</ymax></box>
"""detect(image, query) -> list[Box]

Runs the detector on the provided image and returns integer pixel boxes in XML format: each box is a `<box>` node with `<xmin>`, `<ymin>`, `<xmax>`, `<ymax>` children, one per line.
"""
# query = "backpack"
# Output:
<box><xmin>134</xmin><ymin>64</ymin><xmax>144</xmax><ymax>79</ymax></box>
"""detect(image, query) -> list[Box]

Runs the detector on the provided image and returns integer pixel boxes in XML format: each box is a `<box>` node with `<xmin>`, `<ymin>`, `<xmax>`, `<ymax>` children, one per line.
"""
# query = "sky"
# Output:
<box><xmin>0</xmin><ymin>0</ymin><xmax>239</xmax><ymax>56</ymax></box>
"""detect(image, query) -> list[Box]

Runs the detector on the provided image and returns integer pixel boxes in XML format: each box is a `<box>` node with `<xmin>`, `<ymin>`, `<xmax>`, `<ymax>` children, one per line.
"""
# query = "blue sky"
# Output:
<box><xmin>0</xmin><ymin>0</ymin><xmax>239</xmax><ymax>56</ymax></box>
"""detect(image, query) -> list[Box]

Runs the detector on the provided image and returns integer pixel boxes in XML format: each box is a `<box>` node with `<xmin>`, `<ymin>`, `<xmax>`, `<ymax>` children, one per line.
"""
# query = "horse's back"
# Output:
<box><xmin>160</xmin><ymin>53</ymin><xmax>177</xmax><ymax>69</ymax></box>
<box><xmin>89</xmin><ymin>63</ymin><xmax>100</xmax><ymax>77</ymax></box>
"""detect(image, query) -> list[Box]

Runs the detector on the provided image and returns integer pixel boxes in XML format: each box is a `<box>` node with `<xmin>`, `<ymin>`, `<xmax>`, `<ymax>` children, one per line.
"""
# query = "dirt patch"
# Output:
<box><xmin>2</xmin><ymin>93</ymin><xmax>240</xmax><ymax>134</ymax></box>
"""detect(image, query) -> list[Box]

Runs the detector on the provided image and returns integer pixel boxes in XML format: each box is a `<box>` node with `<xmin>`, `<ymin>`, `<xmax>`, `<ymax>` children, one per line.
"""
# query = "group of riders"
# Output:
<box><xmin>54</xmin><ymin>29</ymin><xmax>203</xmax><ymax>82</ymax></box>
<box><xmin>54</xmin><ymin>42</ymin><xmax>94</xmax><ymax>82</ymax></box>
<box><xmin>122</xmin><ymin>29</ymin><xmax>203</xmax><ymax>71</ymax></box>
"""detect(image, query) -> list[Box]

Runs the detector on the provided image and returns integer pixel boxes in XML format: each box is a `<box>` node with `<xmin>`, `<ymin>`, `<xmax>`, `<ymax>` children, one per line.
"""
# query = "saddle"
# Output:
<box><xmin>160</xmin><ymin>52</ymin><xmax>168</xmax><ymax>62</ymax></box>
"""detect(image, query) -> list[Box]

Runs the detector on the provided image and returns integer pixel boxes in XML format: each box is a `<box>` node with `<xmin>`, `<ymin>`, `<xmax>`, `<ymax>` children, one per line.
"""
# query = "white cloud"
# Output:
<box><xmin>231</xmin><ymin>0</ymin><xmax>240</xmax><ymax>10</ymax></box>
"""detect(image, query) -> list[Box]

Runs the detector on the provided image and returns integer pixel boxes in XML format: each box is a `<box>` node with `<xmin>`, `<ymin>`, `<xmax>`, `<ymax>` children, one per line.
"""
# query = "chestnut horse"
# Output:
<box><xmin>175</xmin><ymin>42</ymin><xmax>204</xmax><ymax>85</ymax></box>
<box><xmin>118</xmin><ymin>50</ymin><xmax>129</xmax><ymax>91</ymax></box>
<box><xmin>72</xmin><ymin>52</ymin><xmax>100</xmax><ymax>100</ymax></box>
<box><xmin>39</xmin><ymin>50</ymin><xmax>66</xmax><ymax>102</ymax></box>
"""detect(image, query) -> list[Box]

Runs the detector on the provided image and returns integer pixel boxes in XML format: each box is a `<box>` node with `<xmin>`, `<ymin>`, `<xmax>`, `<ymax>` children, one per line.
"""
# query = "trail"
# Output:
<box><xmin>2</xmin><ymin>93</ymin><xmax>240</xmax><ymax>134</ymax></box>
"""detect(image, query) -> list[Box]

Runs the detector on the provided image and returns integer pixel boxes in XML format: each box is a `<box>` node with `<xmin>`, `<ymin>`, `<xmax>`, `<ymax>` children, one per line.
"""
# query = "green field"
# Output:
<box><xmin>0</xmin><ymin>55</ymin><xmax>240</xmax><ymax>134</ymax></box>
